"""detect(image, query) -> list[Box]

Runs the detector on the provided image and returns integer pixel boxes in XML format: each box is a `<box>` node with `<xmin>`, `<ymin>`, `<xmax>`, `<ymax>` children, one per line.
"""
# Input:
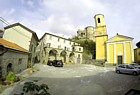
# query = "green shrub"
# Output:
<box><xmin>70</xmin><ymin>38</ymin><xmax>96</xmax><ymax>59</ymax></box>
<box><xmin>23</xmin><ymin>82</ymin><xmax>50</xmax><ymax>95</ymax></box>
<box><xmin>6</xmin><ymin>72</ymin><xmax>17</xmax><ymax>82</ymax></box>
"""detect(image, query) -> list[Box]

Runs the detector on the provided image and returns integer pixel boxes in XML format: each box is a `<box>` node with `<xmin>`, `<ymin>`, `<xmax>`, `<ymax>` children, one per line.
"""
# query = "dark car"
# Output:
<box><xmin>47</xmin><ymin>60</ymin><xmax>53</xmax><ymax>66</ymax></box>
<box><xmin>125</xmin><ymin>89</ymin><xmax>140</xmax><ymax>95</ymax></box>
<box><xmin>52</xmin><ymin>60</ymin><xmax>63</xmax><ymax>67</ymax></box>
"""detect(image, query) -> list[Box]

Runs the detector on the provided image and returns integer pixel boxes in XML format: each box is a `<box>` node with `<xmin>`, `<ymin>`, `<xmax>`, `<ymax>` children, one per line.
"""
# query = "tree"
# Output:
<box><xmin>71</xmin><ymin>38</ymin><xmax>96</xmax><ymax>59</ymax></box>
<box><xmin>23</xmin><ymin>82</ymin><xmax>50</xmax><ymax>95</ymax></box>
<box><xmin>23</xmin><ymin>82</ymin><xmax>38</xmax><ymax>95</ymax></box>
<box><xmin>38</xmin><ymin>84</ymin><xmax>50</xmax><ymax>95</ymax></box>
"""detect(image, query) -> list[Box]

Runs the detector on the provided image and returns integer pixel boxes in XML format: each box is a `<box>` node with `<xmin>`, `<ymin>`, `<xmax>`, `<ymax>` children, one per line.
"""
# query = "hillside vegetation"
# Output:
<box><xmin>70</xmin><ymin>36</ymin><xmax>96</xmax><ymax>59</ymax></box>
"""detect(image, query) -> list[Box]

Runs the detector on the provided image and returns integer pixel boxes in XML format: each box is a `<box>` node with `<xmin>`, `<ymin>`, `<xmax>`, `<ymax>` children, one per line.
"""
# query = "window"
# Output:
<box><xmin>126</xmin><ymin>65</ymin><xmax>134</xmax><ymax>69</ymax></box>
<box><xmin>18</xmin><ymin>58</ymin><xmax>22</xmax><ymax>64</ymax></box>
<box><xmin>81</xmin><ymin>33</ymin><xmax>83</xmax><ymax>37</ymax></box>
<box><xmin>119</xmin><ymin>65</ymin><xmax>125</xmax><ymax>68</ymax></box>
<box><xmin>98</xmin><ymin>18</ymin><xmax>101</xmax><ymax>23</ymax></box>
<box><xmin>30</xmin><ymin>44</ymin><xmax>33</xmax><ymax>52</ymax></box>
<box><xmin>58</xmin><ymin>38</ymin><xmax>60</xmax><ymax>42</ymax></box>
<box><xmin>64</xmin><ymin>46</ymin><xmax>66</xmax><ymax>50</ymax></box>
<box><xmin>47</xmin><ymin>43</ymin><xmax>51</xmax><ymax>47</ymax></box>
<box><xmin>78</xmin><ymin>54</ymin><xmax>80</xmax><ymax>58</ymax></box>
<box><xmin>49</xmin><ymin>35</ymin><xmax>52</xmax><ymax>40</ymax></box>
<box><xmin>72</xmin><ymin>47</ymin><xmax>75</xmax><ymax>51</ymax></box>
<box><xmin>58</xmin><ymin>45</ymin><xmax>61</xmax><ymax>49</ymax></box>
<box><xmin>79</xmin><ymin>48</ymin><xmax>81</xmax><ymax>51</ymax></box>
<box><xmin>64</xmin><ymin>39</ymin><xmax>65</xmax><ymax>43</ymax></box>
<box><xmin>70</xmin><ymin>41</ymin><xmax>71</xmax><ymax>45</ymax></box>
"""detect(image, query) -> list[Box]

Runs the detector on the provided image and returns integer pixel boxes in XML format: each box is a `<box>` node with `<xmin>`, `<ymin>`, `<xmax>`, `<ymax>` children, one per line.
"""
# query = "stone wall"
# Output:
<box><xmin>0</xmin><ymin>49</ymin><xmax>28</xmax><ymax>78</ymax></box>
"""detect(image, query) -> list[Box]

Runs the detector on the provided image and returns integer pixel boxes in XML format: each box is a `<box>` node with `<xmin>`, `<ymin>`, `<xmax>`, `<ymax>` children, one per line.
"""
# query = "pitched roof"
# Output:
<box><xmin>4</xmin><ymin>23</ymin><xmax>39</xmax><ymax>42</ymax></box>
<box><xmin>0</xmin><ymin>38</ymin><xmax>28</xmax><ymax>53</ymax></box>
<box><xmin>40</xmin><ymin>32</ymin><xmax>70</xmax><ymax>41</ymax></box>
<box><xmin>106</xmin><ymin>33</ymin><xmax>133</xmax><ymax>43</ymax></box>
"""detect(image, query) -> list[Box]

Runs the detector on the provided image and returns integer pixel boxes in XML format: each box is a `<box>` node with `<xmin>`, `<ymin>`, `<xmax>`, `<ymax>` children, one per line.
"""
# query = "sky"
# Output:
<box><xmin>0</xmin><ymin>0</ymin><xmax>139</xmax><ymax>47</ymax></box>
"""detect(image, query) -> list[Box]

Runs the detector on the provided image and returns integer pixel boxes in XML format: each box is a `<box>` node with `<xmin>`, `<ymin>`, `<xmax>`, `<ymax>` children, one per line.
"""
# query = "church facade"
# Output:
<box><xmin>77</xmin><ymin>14</ymin><xmax>134</xmax><ymax>65</ymax></box>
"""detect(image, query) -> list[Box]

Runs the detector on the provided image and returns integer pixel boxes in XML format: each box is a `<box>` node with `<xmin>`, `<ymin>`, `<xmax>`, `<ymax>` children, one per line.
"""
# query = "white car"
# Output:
<box><xmin>115</xmin><ymin>64</ymin><xmax>140</xmax><ymax>76</ymax></box>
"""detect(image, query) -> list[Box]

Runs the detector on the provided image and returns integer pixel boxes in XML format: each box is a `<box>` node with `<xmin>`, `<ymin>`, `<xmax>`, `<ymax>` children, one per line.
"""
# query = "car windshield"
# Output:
<box><xmin>130</xmin><ymin>64</ymin><xmax>139</xmax><ymax>66</ymax></box>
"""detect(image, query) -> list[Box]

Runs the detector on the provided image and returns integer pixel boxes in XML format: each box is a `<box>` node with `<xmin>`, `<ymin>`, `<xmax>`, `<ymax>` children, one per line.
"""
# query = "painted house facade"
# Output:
<box><xmin>0</xmin><ymin>38</ymin><xmax>28</xmax><ymax>78</ymax></box>
<box><xmin>36</xmin><ymin>33</ymin><xmax>83</xmax><ymax>64</ymax></box>
<box><xmin>3</xmin><ymin>23</ymin><xmax>39</xmax><ymax>67</ymax></box>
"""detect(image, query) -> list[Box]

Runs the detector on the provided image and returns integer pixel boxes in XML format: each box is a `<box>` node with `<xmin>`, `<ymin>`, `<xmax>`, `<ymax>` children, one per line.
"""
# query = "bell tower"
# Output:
<box><xmin>94</xmin><ymin>14</ymin><xmax>108</xmax><ymax>61</ymax></box>
<box><xmin>94</xmin><ymin>14</ymin><xmax>107</xmax><ymax>36</ymax></box>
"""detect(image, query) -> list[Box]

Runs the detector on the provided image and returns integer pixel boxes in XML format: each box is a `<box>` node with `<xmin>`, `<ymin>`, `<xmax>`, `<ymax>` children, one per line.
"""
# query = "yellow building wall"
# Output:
<box><xmin>95</xmin><ymin>26</ymin><xmax>107</xmax><ymax>35</ymax></box>
<box><xmin>108</xmin><ymin>44</ymin><xmax>114</xmax><ymax>63</ymax></box>
<box><xmin>109</xmin><ymin>36</ymin><xmax>127</xmax><ymax>42</ymax></box>
<box><xmin>125</xmin><ymin>42</ymin><xmax>132</xmax><ymax>63</ymax></box>
<box><xmin>96</xmin><ymin>35</ymin><xmax>108</xmax><ymax>60</ymax></box>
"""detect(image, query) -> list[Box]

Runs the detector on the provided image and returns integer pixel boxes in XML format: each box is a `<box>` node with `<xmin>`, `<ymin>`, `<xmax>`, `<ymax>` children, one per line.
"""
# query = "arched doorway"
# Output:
<box><xmin>0</xmin><ymin>67</ymin><xmax>2</xmax><ymax>78</ymax></box>
<box><xmin>7</xmin><ymin>63</ymin><xmax>12</xmax><ymax>73</ymax></box>
<box><xmin>60</xmin><ymin>50</ymin><xmax>67</xmax><ymax>63</ymax></box>
<box><xmin>69</xmin><ymin>52</ymin><xmax>75</xmax><ymax>64</ymax></box>
<box><xmin>49</xmin><ymin>49</ymin><xmax>58</xmax><ymax>61</ymax></box>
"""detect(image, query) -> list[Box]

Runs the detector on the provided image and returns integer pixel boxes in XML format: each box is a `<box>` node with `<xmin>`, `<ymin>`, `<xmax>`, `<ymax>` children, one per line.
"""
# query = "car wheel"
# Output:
<box><xmin>116</xmin><ymin>70</ymin><xmax>120</xmax><ymax>74</ymax></box>
<box><xmin>133</xmin><ymin>72</ymin><xmax>138</xmax><ymax>76</ymax></box>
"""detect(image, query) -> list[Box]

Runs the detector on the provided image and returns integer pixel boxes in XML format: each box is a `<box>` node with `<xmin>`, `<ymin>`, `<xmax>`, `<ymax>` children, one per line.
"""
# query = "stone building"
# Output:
<box><xmin>36</xmin><ymin>33</ymin><xmax>83</xmax><ymax>64</ymax></box>
<box><xmin>0</xmin><ymin>38</ymin><xmax>28</xmax><ymax>78</ymax></box>
<box><xmin>3</xmin><ymin>23</ymin><xmax>39</xmax><ymax>67</ymax></box>
<box><xmin>77</xmin><ymin>26</ymin><xmax>95</xmax><ymax>41</ymax></box>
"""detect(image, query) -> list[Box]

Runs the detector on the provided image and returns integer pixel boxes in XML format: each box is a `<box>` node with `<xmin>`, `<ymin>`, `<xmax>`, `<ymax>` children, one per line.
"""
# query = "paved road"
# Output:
<box><xmin>4</xmin><ymin>64</ymin><xmax>140</xmax><ymax>95</ymax></box>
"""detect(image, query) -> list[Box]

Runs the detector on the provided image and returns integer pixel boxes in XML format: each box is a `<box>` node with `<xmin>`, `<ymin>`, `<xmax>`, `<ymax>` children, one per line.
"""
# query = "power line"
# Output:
<box><xmin>0</xmin><ymin>17</ymin><xmax>31</xmax><ymax>39</ymax></box>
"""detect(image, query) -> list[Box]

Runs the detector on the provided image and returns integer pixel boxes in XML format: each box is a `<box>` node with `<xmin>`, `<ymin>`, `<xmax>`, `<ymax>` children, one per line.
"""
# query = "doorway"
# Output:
<box><xmin>118</xmin><ymin>56</ymin><xmax>123</xmax><ymax>64</ymax></box>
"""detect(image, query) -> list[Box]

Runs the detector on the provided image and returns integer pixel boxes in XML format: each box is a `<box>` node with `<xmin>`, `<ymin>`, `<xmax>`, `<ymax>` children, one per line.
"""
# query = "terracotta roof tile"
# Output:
<box><xmin>0</xmin><ymin>38</ymin><xmax>28</xmax><ymax>52</ymax></box>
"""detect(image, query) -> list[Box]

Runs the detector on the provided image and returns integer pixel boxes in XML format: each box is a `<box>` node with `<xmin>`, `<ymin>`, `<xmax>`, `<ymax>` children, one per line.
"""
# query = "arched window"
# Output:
<box><xmin>98</xmin><ymin>18</ymin><xmax>101</xmax><ymax>23</ymax></box>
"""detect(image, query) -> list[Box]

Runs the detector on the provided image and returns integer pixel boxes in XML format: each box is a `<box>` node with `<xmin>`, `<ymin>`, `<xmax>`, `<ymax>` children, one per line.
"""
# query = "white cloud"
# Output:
<box><xmin>27</xmin><ymin>0</ymin><xmax>34</xmax><ymax>7</ymax></box>
<box><xmin>42</xmin><ymin>0</ymin><xmax>110</xmax><ymax>18</ymax></box>
<box><xmin>28</xmin><ymin>14</ymin><xmax>76</xmax><ymax>38</ymax></box>
<box><xmin>1</xmin><ymin>0</ymin><xmax>139</xmax><ymax>46</ymax></box>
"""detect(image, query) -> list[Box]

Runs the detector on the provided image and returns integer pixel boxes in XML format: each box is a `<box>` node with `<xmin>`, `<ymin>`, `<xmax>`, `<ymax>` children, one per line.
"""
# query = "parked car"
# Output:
<box><xmin>52</xmin><ymin>60</ymin><xmax>63</xmax><ymax>67</ymax></box>
<box><xmin>115</xmin><ymin>64</ymin><xmax>140</xmax><ymax>76</ymax></box>
<box><xmin>47</xmin><ymin>60</ymin><xmax>53</xmax><ymax>66</ymax></box>
<box><xmin>129</xmin><ymin>63</ymin><xmax>140</xmax><ymax>68</ymax></box>
<box><xmin>125</xmin><ymin>89</ymin><xmax>140</xmax><ymax>95</ymax></box>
